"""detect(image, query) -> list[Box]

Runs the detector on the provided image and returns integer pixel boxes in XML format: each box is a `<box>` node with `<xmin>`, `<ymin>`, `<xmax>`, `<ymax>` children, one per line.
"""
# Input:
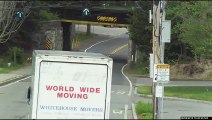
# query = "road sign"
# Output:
<box><xmin>154</xmin><ymin>64</ymin><xmax>170</xmax><ymax>83</ymax></box>
<box><xmin>16</xmin><ymin>11</ymin><xmax>24</xmax><ymax>18</ymax></box>
<box><xmin>156</xmin><ymin>64</ymin><xmax>170</xmax><ymax>82</ymax></box>
<box><xmin>83</xmin><ymin>8</ymin><xmax>90</xmax><ymax>16</ymax></box>
<box><xmin>49</xmin><ymin>7</ymin><xmax>130</xmax><ymax>25</ymax></box>
<box><xmin>161</xmin><ymin>20</ymin><xmax>171</xmax><ymax>43</ymax></box>
<box><xmin>155</xmin><ymin>85</ymin><xmax>163</xmax><ymax>97</ymax></box>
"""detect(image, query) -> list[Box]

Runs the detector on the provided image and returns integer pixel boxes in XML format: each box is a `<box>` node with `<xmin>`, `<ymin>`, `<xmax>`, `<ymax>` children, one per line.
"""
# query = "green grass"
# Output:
<box><xmin>137</xmin><ymin>86</ymin><xmax>212</xmax><ymax>102</ymax></box>
<box><xmin>72</xmin><ymin>31</ymin><xmax>97</xmax><ymax>50</ymax></box>
<box><xmin>0</xmin><ymin>57</ymin><xmax>26</xmax><ymax>73</ymax></box>
<box><xmin>124</xmin><ymin>63</ymin><xmax>149</xmax><ymax>76</ymax></box>
<box><xmin>75</xmin><ymin>31</ymin><xmax>97</xmax><ymax>41</ymax></box>
<box><xmin>136</xmin><ymin>101</ymin><xmax>152</xmax><ymax>119</ymax></box>
<box><xmin>137</xmin><ymin>86</ymin><xmax>152</xmax><ymax>94</ymax></box>
<box><xmin>0</xmin><ymin>64</ymin><xmax>24</xmax><ymax>73</ymax></box>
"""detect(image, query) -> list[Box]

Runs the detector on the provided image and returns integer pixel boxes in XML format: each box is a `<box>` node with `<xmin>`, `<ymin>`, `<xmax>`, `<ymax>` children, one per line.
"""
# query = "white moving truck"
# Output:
<box><xmin>29</xmin><ymin>50</ymin><xmax>113</xmax><ymax>119</ymax></box>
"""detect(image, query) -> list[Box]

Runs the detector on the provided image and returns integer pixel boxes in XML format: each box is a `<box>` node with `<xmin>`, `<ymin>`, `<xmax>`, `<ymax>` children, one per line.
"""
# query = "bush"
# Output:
<box><xmin>7</xmin><ymin>47</ymin><xmax>24</xmax><ymax>65</ymax></box>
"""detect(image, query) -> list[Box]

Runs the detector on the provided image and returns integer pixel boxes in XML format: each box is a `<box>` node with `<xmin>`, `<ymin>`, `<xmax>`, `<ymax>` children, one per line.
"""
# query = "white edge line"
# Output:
<box><xmin>132</xmin><ymin>103</ymin><xmax>138</xmax><ymax>119</ymax></box>
<box><xmin>121</xmin><ymin>64</ymin><xmax>132</xmax><ymax>96</ymax></box>
<box><xmin>0</xmin><ymin>76</ymin><xmax>32</xmax><ymax>88</ymax></box>
<box><xmin>124</xmin><ymin>104</ymin><xmax>128</xmax><ymax>119</ymax></box>
<box><xmin>84</xmin><ymin>33</ymin><xmax>123</xmax><ymax>52</ymax></box>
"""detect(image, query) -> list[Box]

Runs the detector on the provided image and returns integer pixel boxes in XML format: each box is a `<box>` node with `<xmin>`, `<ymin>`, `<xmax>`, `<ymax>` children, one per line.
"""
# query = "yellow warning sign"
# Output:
<box><xmin>97</xmin><ymin>16</ymin><xmax>117</xmax><ymax>23</ymax></box>
<box><xmin>156</xmin><ymin>64</ymin><xmax>170</xmax><ymax>82</ymax></box>
<box><xmin>45</xmin><ymin>36</ymin><xmax>52</xmax><ymax>50</ymax></box>
<box><xmin>157</xmin><ymin>64</ymin><xmax>170</xmax><ymax>69</ymax></box>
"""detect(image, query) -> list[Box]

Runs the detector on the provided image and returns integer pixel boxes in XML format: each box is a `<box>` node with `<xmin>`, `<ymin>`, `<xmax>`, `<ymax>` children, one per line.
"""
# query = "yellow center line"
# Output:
<box><xmin>110</xmin><ymin>44</ymin><xmax>128</xmax><ymax>55</ymax></box>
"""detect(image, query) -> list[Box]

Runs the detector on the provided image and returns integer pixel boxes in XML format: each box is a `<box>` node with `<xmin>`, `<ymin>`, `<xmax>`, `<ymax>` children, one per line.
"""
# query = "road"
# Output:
<box><xmin>85</xmin><ymin>33</ymin><xmax>133</xmax><ymax>119</ymax></box>
<box><xmin>0</xmin><ymin>77</ymin><xmax>30</xmax><ymax>119</ymax></box>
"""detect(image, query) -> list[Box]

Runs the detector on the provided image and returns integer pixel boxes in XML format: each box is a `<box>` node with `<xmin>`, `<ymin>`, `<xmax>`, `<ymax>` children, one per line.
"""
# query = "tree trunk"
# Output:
<box><xmin>128</xmin><ymin>40</ymin><xmax>136</xmax><ymax>68</ymax></box>
<box><xmin>14</xmin><ymin>50</ymin><xmax>16</xmax><ymax>65</ymax></box>
<box><xmin>87</xmin><ymin>24</ymin><xmax>91</xmax><ymax>35</ymax></box>
<box><xmin>182</xmin><ymin>44</ymin><xmax>187</xmax><ymax>60</ymax></box>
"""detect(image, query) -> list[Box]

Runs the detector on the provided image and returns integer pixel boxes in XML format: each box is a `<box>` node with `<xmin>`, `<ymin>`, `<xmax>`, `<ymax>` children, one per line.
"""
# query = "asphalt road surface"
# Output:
<box><xmin>0</xmin><ymin>77</ymin><xmax>30</xmax><ymax>119</ymax></box>
<box><xmin>85</xmin><ymin>33</ymin><xmax>133</xmax><ymax>119</ymax></box>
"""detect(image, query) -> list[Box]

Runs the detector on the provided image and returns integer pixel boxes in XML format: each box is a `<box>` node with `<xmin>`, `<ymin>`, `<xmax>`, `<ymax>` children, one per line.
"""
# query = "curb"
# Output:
<box><xmin>135</xmin><ymin>93</ymin><xmax>212</xmax><ymax>105</ymax></box>
<box><xmin>132</xmin><ymin>103</ymin><xmax>138</xmax><ymax>119</ymax></box>
<box><xmin>0</xmin><ymin>75</ymin><xmax>30</xmax><ymax>87</ymax></box>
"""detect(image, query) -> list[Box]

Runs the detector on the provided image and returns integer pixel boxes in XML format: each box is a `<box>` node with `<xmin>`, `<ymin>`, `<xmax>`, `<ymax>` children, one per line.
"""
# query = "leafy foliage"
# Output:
<box><xmin>128</xmin><ymin>1</ymin><xmax>152</xmax><ymax>62</ymax></box>
<box><xmin>166</xmin><ymin>1</ymin><xmax>212</xmax><ymax>60</ymax></box>
<box><xmin>7</xmin><ymin>47</ymin><xmax>24</xmax><ymax>65</ymax></box>
<box><xmin>38</xmin><ymin>10</ymin><xmax>59</xmax><ymax>20</ymax></box>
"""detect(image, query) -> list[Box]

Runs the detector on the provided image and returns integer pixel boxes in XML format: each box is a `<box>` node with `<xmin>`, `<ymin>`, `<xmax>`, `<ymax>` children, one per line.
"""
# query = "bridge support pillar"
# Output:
<box><xmin>61</xmin><ymin>22</ymin><xmax>76</xmax><ymax>51</ymax></box>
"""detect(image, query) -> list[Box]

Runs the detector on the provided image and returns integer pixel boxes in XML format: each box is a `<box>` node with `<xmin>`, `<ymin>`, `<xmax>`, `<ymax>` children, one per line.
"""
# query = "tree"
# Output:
<box><xmin>128</xmin><ymin>1</ymin><xmax>152</xmax><ymax>67</ymax></box>
<box><xmin>0</xmin><ymin>1</ymin><xmax>32</xmax><ymax>43</ymax></box>
<box><xmin>166</xmin><ymin>1</ymin><xmax>212</xmax><ymax>61</ymax></box>
<box><xmin>178</xmin><ymin>1</ymin><xmax>212</xmax><ymax>60</ymax></box>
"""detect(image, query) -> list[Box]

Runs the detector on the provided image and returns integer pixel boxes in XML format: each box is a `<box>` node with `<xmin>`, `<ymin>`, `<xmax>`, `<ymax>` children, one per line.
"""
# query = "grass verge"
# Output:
<box><xmin>72</xmin><ymin>31</ymin><xmax>97</xmax><ymax>50</ymax></box>
<box><xmin>124</xmin><ymin>63</ymin><xmax>149</xmax><ymax>77</ymax></box>
<box><xmin>0</xmin><ymin>64</ymin><xmax>24</xmax><ymax>73</ymax></box>
<box><xmin>136</xmin><ymin>101</ymin><xmax>152</xmax><ymax>119</ymax></box>
<box><xmin>137</xmin><ymin>86</ymin><xmax>212</xmax><ymax>102</ymax></box>
<box><xmin>75</xmin><ymin>31</ymin><xmax>97</xmax><ymax>41</ymax></box>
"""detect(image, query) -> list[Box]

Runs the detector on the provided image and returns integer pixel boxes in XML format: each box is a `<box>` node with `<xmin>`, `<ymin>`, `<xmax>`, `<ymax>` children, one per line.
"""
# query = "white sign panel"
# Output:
<box><xmin>36</xmin><ymin>61</ymin><xmax>108</xmax><ymax>119</ymax></box>
<box><xmin>155</xmin><ymin>85</ymin><xmax>163</xmax><ymax>97</ymax></box>
<box><xmin>157</xmin><ymin>64</ymin><xmax>170</xmax><ymax>82</ymax></box>
<box><xmin>162</xmin><ymin>20</ymin><xmax>171</xmax><ymax>43</ymax></box>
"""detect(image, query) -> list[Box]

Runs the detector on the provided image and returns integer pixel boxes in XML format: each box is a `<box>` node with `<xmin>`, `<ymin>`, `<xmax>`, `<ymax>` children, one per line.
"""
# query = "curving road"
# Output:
<box><xmin>84</xmin><ymin>33</ymin><xmax>133</xmax><ymax>119</ymax></box>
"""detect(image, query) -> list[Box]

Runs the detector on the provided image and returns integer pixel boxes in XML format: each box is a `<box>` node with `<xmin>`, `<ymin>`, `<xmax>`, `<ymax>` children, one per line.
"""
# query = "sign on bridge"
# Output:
<box><xmin>50</xmin><ymin>6</ymin><xmax>130</xmax><ymax>26</ymax></box>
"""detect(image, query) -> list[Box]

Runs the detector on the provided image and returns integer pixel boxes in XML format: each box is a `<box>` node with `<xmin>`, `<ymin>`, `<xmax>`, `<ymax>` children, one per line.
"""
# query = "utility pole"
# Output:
<box><xmin>152</xmin><ymin>0</ymin><xmax>161</xmax><ymax>119</ymax></box>
<box><xmin>152</xmin><ymin>0</ymin><xmax>170</xmax><ymax>119</ymax></box>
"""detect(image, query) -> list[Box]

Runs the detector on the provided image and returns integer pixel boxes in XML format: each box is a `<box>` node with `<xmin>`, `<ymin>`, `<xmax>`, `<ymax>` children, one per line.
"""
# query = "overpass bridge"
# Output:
<box><xmin>50</xmin><ymin>6</ymin><xmax>130</xmax><ymax>27</ymax></box>
<box><xmin>45</xmin><ymin>6</ymin><xmax>131</xmax><ymax>51</ymax></box>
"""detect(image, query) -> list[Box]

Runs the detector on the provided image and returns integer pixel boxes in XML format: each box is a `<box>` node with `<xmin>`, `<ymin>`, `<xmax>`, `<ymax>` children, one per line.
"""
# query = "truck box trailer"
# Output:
<box><xmin>29</xmin><ymin>50</ymin><xmax>113</xmax><ymax>119</ymax></box>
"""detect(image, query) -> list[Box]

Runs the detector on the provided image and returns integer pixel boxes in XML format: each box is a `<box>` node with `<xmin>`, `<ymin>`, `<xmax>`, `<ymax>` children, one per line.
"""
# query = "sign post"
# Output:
<box><xmin>154</xmin><ymin>64</ymin><xmax>170</xmax><ymax>119</ymax></box>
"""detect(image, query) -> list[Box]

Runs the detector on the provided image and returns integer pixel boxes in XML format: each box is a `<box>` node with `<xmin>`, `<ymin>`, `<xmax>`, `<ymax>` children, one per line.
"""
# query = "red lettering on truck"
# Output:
<box><xmin>46</xmin><ymin>85</ymin><xmax>74</xmax><ymax>92</ymax></box>
<box><xmin>80</xmin><ymin>87</ymin><xmax>100</xmax><ymax>93</ymax></box>
<box><xmin>57</xmin><ymin>92</ymin><xmax>88</xmax><ymax>99</ymax></box>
